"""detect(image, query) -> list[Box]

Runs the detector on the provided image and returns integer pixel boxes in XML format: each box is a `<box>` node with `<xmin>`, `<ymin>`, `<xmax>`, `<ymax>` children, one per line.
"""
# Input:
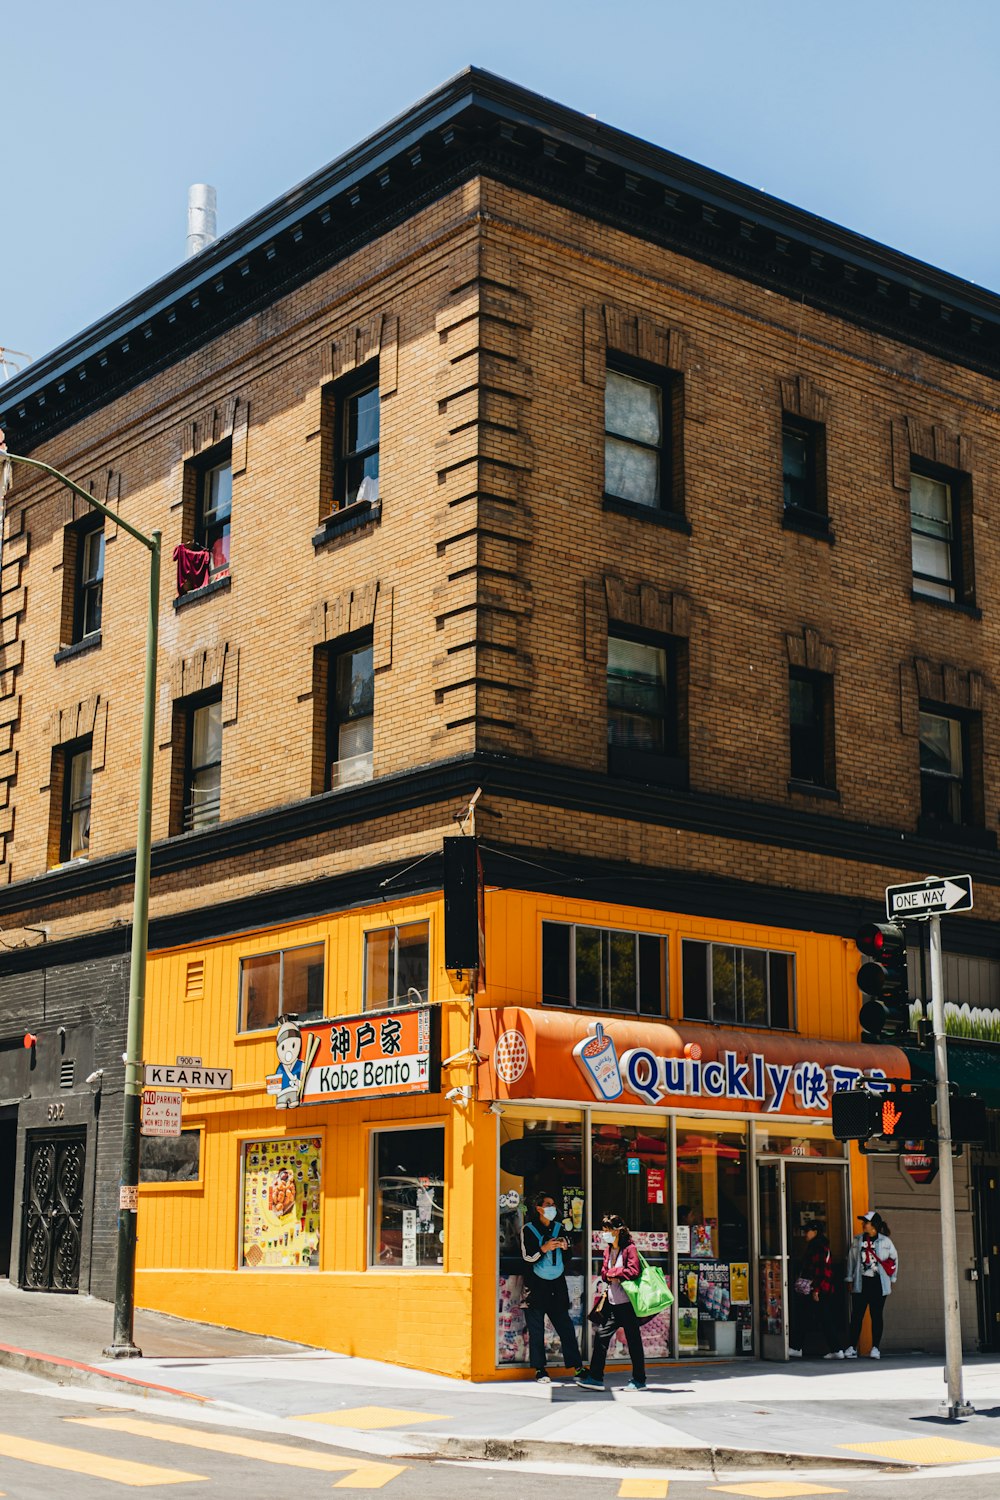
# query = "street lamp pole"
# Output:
<box><xmin>1</xmin><ymin>443</ymin><xmax>160</xmax><ymax>1356</ymax></box>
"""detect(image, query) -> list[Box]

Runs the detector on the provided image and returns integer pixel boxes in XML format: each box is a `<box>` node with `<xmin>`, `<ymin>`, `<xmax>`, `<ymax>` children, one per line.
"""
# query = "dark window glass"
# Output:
<box><xmin>185</xmin><ymin>697</ymin><xmax>222</xmax><ymax>832</ymax></box>
<box><xmin>76</xmin><ymin>525</ymin><xmax>104</xmax><ymax>640</ymax></box>
<box><xmin>711</xmin><ymin>945</ymin><xmax>738</xmax><ymax>1024</ymax></box>
<box><xmin>682</xmin><ymin>940</ymin><xmax>795</xmax><ymax>1029</ymax></box>
<box><xmin>575</xmin><ymin>927</ymin><xmax>603</xmax><ymax>1008</ymax></box>
<box><xmin>140</xmin><ymin>1130</ymin><xmax>201</xmax><ymax>1183</ymax></box>
<box><xmin>638</xmin><ymin>933</ymin><xmax>664</xmax><ymax>1016</ymax></box>
<box><xmin>372</xmin><ymin>1127</ymin><xmax>445</xmax><ymax>1268</ymax></box>
<box><xmin>328</xmin><ymin>638</ymin><xmax>374</xmax><ymax>789</ymax></box>
<box><xmin>338</xmin><ymin>378</ymin><xmax>380</xmax><ymax>509</ymax></box>
<box><xmin>541</xmin><ymin>922</ymin><xmax>665</xmax><ymax>1015</ymax></box>
<box><xmin>681</xmin><ymin>942</ymin><xmax>708</xmax><ymax>1020</ymax></box>
<box><xmin>608</xmin><ymin>636</ymin><xmax>667</xmax><ymax>752</ymax></box>
<box><xmin>919</xmin><ymin>710</ymin><xmax>966</xmax><ymax>824</ymax></box>
<box><xmin>196</xmin><ymin>460</ymin><xmax>232</xmax><ymax>578</ymax></box>
<box><xmin>768</xmin><ymin>953</ymin><xmax>791</xmax><ymax>1029</ymax></box>
<box><xmin>60</xmin><ymin>742</ymin><xmax>92</xmax><ymax>862</ymax></box>
<box><xmin>239</xmin><ymin>942</ymin><xmax>325</xmax><ymax>1031</ymax></box>
<box><xmin>782</xmin><ymin>426</ymin><xmax>810</xmax><ymax>509</ymax></box>
<box><xmin>541</xmin><ymin>923</ymin><xmax>571</xmax><ymax>1005</ymax></box>
<box><xmin>365</xmin><ymin>922</ymin><xmax>430</xmax><ymax>1008</ymax></box>
<box><xmin>789</xmin><ymin>669</ymin><xmax>833</xmax><ymax>787</ymax></box>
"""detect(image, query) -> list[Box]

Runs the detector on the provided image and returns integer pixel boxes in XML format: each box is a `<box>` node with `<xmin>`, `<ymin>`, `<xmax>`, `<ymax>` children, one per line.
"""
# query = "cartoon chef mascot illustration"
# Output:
<box><xmin>274</xmin><ymin>1017</ymin><xmax>305</xmax><ymax>1108</ymax></box>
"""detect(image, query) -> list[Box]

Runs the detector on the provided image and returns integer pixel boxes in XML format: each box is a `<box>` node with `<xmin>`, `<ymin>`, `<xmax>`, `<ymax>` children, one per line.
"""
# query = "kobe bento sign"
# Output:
<box><xmin>478</xmin><ymin>1009</ymin><xmax>902</xmax><ymax>1117</ymax></box>
<box><xmin>266</xmin><ymin>1005</ymin><xmax>440</xmax><ymax>1107</ymax></box>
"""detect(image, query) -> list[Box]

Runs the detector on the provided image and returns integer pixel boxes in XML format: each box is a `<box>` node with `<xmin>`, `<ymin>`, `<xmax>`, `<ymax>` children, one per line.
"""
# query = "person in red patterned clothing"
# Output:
<box><xmin>788</xmin><ymin>1220</ymin><xmax>844</xmax><ymax>1359</ymax></box>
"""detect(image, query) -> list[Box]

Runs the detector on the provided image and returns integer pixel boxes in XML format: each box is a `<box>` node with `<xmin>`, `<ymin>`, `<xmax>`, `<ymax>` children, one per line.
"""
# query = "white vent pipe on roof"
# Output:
<box><xmin>187</xmin><ymin>184</ymin><xmax>217</xmax><ymax>258</ymax></box>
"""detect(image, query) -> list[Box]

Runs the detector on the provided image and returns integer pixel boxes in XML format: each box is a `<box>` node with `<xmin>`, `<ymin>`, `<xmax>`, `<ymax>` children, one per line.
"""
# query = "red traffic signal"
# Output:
<box><xmin>855</xmin><ymin>923</ymin><xmax>910</xmax><ymax>1039</ymax></box>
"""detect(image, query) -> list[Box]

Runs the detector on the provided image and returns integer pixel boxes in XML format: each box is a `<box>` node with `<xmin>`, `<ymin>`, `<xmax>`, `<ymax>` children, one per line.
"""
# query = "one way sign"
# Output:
<box><xmin>885</xmin><ymin>874</ymin><xmax>974</xmax><ymax>920</ymax></box>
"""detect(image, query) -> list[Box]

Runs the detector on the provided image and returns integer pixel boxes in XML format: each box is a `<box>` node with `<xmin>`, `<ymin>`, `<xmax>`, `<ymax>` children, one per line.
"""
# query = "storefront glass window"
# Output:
<box><xmin>139</xmin><ymin>1129</ymin><xmax>201</xmax><ymax>1183</ymax></box>
<box><xmin>240</xmin><ymin>1137</ymin><xmax>322</xmax><ymax>1269</ymax></box>
<box><xmin>755</xmin><ymin>1122</ymin><xmax>845</xmax><ymax>1158</ymax></box>
<box><xmin>371</xmin><ymin>1127</ymin><xmax>445</xmax><ymax>1268</ymax></box>
<box><xmin>674</xmin><ymin>1117</ymin><xmax>751</xmax><ymax>1356</ymax></box>
<box><xmin>497</xmin><ymin>1113</ymin><xmax>585</xmax><ymax>1365</ymax></box>
<box><xmin>591</xmin><ymin>1116</ymin><xmax>672</xmax><ymax>1359</ymax></box>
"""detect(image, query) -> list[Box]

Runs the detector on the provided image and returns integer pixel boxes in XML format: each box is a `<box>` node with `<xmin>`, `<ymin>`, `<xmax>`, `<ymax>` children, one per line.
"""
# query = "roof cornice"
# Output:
<box><xmin>5</xmin><ymin>66</ymin><xmax>1000</xmax><ymax>450</ymax></box>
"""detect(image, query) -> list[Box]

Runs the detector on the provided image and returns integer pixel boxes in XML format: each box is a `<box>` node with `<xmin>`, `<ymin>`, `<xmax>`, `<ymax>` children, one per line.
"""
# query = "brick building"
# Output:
<box><xmin>0</xmin><ymin>69</ymin><xmax>997</xmax><ymax>1370</ymax></box>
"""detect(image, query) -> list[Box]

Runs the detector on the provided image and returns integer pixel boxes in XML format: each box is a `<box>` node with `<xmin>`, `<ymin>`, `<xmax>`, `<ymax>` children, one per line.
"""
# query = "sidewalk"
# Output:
<box><xmin>3</xmin><ymin>1282</ymin><xmax>1000</xmax><ymax>1472</ymax></box>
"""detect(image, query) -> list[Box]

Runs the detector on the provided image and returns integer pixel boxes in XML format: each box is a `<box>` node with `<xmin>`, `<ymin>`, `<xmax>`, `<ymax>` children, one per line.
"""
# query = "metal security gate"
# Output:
<box><xmin>21</xmin><ymin>1130</ymin><xmax>86</xmax><ymax>1292</ymax></box>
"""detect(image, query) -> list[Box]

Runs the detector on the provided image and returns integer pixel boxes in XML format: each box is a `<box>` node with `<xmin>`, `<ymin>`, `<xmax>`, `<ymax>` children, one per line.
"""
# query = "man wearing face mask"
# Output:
<box><xmin>519</xmin><ymin>1191</ymin><xmax>584</xmax><ymax>1383</ymax></box>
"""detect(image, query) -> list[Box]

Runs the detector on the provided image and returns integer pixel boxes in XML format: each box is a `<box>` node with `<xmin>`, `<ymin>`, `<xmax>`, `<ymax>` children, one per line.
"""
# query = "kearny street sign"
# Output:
<box><xmin>142</xmin><ymin>1063</ymin><xmax>233</xmax><ymax>1090</ymax></box>
<box><xmin>885</xmin><ymin>875</ymin><xmax>974</xmax><ymax>921</ymax></box>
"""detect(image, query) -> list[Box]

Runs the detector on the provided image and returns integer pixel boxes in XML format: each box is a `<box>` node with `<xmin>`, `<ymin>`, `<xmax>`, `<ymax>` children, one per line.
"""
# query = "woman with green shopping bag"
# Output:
<box><xmin>577</xmin><ymin>1214</ymin><xmax>657</xmax><ymax>1391</ymax></box>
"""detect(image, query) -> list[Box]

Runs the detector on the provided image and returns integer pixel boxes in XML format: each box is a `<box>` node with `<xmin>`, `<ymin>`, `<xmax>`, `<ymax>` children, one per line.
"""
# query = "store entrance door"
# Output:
<box><xmin>757</xmin><ymin>1159</ymin><xmax>848</xmax><ymax>1360</ymax></box>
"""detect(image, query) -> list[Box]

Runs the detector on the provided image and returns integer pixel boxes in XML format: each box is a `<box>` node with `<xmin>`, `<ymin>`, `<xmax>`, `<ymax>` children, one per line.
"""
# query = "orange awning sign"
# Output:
<box><xmin>479</xmin><ymin>1009</ymin><xmax>909</xmax><ymax>1119</ymax></box>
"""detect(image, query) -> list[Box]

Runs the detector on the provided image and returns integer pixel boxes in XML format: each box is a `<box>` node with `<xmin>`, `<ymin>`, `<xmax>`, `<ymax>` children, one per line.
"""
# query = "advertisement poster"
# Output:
<box><xmin>562</xmin><ymin>1185</ymin><xmax>585</xmax><ymax>1234</ymax></box>
<box><xmin>696</xmin><ymin>1261</ymin><xmax>731</xmax><ymax>1322</ymax></box>
<box><xmin>678</xmin><ymin>1307</ymin><xmax>699</xmax><ymax>1352</ymax></box>
<box><xmin>241</xmin><ymin>1137</ymin><xmax>321</xmax><ymax>1268</ymax></box>
<box><xmin>647</xmin><ymin>1166</ymin><xmax>665</xmax><ymax>1205</ymax></box>
<box><xmin>760</xmin><ymin>1256</ymin><xmax>783</xmax><ymax>1334</ymax></box>
<box><xmin>675</xmin><ymin>1224</ymin><xmax>691</xmax><ymax>1254</ymax></box>
<box><xmin>729</xmin><ymin>1262</ymin><xmax>750</xmax><ymax>1304</ymax></box>
<box><xmin>690</xmin><ymin>1221</ymin><xmax>715</xmax><ymax>1258</ymax></box>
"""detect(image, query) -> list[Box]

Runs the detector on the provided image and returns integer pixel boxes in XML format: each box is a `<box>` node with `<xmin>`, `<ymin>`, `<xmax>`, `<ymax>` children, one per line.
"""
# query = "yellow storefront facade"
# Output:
<box><xmin>136</xmin><ymin>889</ymin><xmax>906</xmax><ymax>1379</ymax></box>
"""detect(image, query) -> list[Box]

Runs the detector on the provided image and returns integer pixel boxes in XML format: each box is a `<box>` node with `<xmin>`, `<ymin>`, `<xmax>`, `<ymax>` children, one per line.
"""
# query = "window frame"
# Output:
<box><xmin>603</xmin><ymin>355</ymin><xmax>679</xmax><ymax>515</ymax></box>
<box><xmin>74</xmin><ymin>519</ymin><xmax>105</xmax><ymax>642</ymax></box>
<box><xmin>59</xmin><ymin>736</ymin><xmax>93</xmax><ymax>863</ymax></box>
<box><xmin>909</xmin><ymin>459</ymin><xmax>973</xmax><ymax>607</ymax></box>
<box><xmin>788</xmin><ymin>666</ymin><xmax>836</xmax><ymax>790</ymax></box>
<box><xmin>369</xmin><ymin>1123</ymin><xmax>446</xmax><ymax>1271</ymax></box>
<box><xmin>918</xmin><ymin>705</ymin><xmax>978</xmax><ymax>829</ymax></box>
<box><xmin>237</xmin><ymin>938</ymin><xmax>326</xmax><ymax>1033</ymax></box>
<box><xmin>334</xmin><ymin>364</ymin><xmax>380</xmax><ymax>512</ymax></box>
<box><xmin>541</xmin><ymin>919</ymin><xmax>667</xmax><ymax>1017</ymax></box>
<box><xmin>606</xmin><ymin>626</ymin><xmax>688</xmax><ymax>786</ymax></box>
<box><xmin>680</xmin><ymin>939</ymin><xmax>796</xmax><ymax>1031</ymax></box>
<box><xmin>182</xmin><ymin>690</ymin><xmax>223</xmax><ymax>833</ymax></box>
<box><xmin>781</xmin><ymin>413</ymin><xmax>827</xmax><ymax>525</ymax></box>
<box><xmin>196</xmin><ymin>457</ymin><xmax>233</xmax><ymax>580</ymax></box>
<box><xmin>363</xmin><ymin>920</ymin><xmax>431</xmax><ymax>1009</ymax></box>
<box><xmin>325</xmin><ymin>630</ymin><xmax>374</xmax><ymax>790</ymax></box>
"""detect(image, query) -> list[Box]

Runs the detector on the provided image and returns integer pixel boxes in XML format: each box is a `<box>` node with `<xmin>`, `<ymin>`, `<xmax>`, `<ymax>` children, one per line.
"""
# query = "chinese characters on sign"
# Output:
<box><xmin>266</xmin><ymin>1006</ymin><xmax>439</xmax><ymax>1107</ymax></box>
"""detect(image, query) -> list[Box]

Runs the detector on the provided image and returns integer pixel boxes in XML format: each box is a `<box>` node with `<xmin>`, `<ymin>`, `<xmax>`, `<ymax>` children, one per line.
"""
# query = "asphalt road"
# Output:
<box><xmin>2</xmin><ymin>1375</ymin><xmax>1000</xmax><ymax>1500</ymax></box>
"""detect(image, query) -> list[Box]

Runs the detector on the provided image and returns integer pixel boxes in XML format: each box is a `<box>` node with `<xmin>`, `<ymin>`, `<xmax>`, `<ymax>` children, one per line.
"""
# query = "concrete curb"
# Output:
<box><xmin>409</xmin><ymin>1432</ymin><xmax>915</xmax><ymax>1472</ymax></box>
<box><xmin>0</xmin><ymin>1343</ymin><xmax>212</xmax><ymax>1404</ymax></box>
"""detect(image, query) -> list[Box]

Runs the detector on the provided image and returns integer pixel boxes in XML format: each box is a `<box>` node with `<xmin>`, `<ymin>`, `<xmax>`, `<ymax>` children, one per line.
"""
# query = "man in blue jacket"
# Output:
<box><xmin>519</xmin><ymin>1191</ymin><xmax>583</xmax><ymax>1383</ymax></box>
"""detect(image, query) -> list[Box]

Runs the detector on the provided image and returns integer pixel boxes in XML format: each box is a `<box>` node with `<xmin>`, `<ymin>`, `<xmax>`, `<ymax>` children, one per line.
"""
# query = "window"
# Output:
<box><xmin>607</xmin><ymin>632</ymin><xmax>687</xmax><ymax>784</ymax></box>
<box><xmin>239</xmin><ymin>941</ymin><xmax>325</xmax><ymax>1031</ymax></box>
<box><xmin>365</xmin><ymin>922</ymin><xmax>429</xmax><ymax>1008</ymax></box>
<box><xmin>140</xmin><ymin>1130</ymin><xmax>201</xmax><ymax>1184</ymax></box>
<box><xmin>909</xmin><ymin>465</ymin><xmax>974</xmax><ymax>605</ymax></box>
<box><xmin>542</xmin><ymin>921</ymin><xmax>665</xmax><ymax>1015</ymax></box>
<box><xmin>371</xmin><ymin>1127</ymin><xmax>444</xmax><ymax>1268</ymax></box>
<box><xmin>336</xmin><ymin>372</ymin><xmax>380</xmax><ymax>510</ymax></box>
<box><xmin>76</xmin><ymin>523</ymin><xmax>104</xmax><ymax>640</ymax></box>
<box><xmin>919</xmin><ymin>709</ymin><xmax>970</xmax><ymax>825</ymax></box>
<box><xmin>58</xmin><ymin>739</ymin><xmax>92</xmax><ymax>863</ymax></box>
<box><xmin>326</xmin><ymin>636</ymin><xmax>374</xmax><ymax>789</ymax></box>
<box><xmin>605</xmin><ymin>366</ymin><xmax>666</xmax><ymax>509</ymax></box>
<box><xmin>789</xmin><ymin>669</ymin><xmax>835</xmax><ymax>788</ymax></box>
<box><xmin>681</xmin><ymin>940</ymin><xmax>793</xmax><ymax>1029</ymax></box>
<box><xmin>196</xmin><ymin>457</ymin><xmax>232</xmax><ymax>578</ymax></box>
<box><xmin>177</xmin><ymin>694</ymin><xmax>222</xmax><ymax>833</ymax></box>
<box><xmin>781</xmin><ymin>416</ymin><xmax>826</xmax><ymax>521</ymax></box>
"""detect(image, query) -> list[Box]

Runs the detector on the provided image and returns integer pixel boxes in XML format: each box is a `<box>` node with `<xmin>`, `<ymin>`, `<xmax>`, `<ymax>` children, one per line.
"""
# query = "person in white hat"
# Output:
<box><xmin>844</xmin><ymin>1211</ymin><xmax>898</xmax><ymax>1359</ymax></box>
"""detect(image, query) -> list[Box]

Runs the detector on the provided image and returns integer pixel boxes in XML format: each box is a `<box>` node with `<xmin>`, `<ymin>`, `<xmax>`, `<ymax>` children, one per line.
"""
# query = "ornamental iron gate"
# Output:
<box><xmin>22</xmin><ymin>1130</ymin><xmax>86</xmax><ymax>1292</ymax></box>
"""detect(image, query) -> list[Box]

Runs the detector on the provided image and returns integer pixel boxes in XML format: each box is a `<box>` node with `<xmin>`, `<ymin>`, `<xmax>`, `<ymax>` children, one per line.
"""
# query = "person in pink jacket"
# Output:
<box><xmin>577</xmin><ymin>1214</ymin><xmax>646</xmax><ymax>1391</ymax></box>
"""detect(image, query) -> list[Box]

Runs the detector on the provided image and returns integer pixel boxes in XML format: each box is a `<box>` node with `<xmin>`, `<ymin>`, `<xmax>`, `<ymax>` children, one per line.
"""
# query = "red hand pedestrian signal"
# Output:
<box><xmin>881</xmin><ymin>1099</ymin><xmax>903</xmax><ymax>1136</ymax></box>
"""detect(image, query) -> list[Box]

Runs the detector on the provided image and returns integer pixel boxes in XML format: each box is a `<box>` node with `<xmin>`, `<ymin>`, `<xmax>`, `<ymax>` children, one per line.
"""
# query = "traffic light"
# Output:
<box><xmin>831</xmin><ymin>1086</ymin><xmax>934</xmax><ymax>1142</ymax></box>
<box><xmin>855</xmin><ymin>923</ymin><xmax>910</xmax><ymax>1040</ymax></box>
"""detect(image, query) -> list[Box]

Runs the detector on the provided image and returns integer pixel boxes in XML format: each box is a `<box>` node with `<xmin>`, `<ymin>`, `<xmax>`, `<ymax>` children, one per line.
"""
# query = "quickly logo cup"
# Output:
<box><xmin>573</xmin><ymin>1021</ymin><xmax>623</xmax><ymax>1101</ymax></box>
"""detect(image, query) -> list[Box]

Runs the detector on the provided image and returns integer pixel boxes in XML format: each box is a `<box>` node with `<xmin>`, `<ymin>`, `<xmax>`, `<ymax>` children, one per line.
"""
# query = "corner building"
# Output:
<box><xmin>0</xmin><ymin>69</ymin><xmax>997</xmax><ymax>1374</ymax></box>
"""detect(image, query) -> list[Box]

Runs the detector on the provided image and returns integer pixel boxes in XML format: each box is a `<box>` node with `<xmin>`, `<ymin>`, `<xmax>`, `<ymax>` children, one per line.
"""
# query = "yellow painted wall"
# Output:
<box><xmin>138</xmin><ymin>886</ymin><xmax>868</xmax><ymax>1377</ymax></box>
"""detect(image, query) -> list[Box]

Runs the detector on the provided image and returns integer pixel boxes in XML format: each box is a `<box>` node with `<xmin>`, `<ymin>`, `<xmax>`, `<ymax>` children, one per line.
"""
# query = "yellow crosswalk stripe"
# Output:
<box><xmin>711</xmin><ymin>1485</ymin><xmax>845</xmax><ymax>1498</ymax></box>
<box><xmin>70</xmin><ymin>1417</ymin><xmax>406</xmax><ymax>1487</ymax></box>
<box><xmin>298</xmin><ymin>1406</ymin><xmax>449</xmax><ymax>1430</ymax></box>
<box><xmin>619</xmin><ymin>1480</ymin><xmax>670</xmax><ymax>1498</ymax></box>
<box><xmin>0</xmin><ymin>1431</ymin><xmax>204</xmax><ymax>1487</ymax></box>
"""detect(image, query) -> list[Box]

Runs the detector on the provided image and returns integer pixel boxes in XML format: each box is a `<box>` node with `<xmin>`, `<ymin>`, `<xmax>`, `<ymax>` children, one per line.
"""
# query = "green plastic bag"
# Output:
<box><xmin>623</xmin><ymin>1251</ymin><xmax>675</xmax><ymax>1320</ymax></box>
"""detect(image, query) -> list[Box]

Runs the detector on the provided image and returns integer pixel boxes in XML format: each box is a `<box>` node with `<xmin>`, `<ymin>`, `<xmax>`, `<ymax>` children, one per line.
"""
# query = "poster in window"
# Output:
<box><xmin>689</xmin><ymin>1221</ymin><xmax>715</xmax><ymax>1258</ymax></box>
<box><xmin>678</xmin><ymin>1307</ymin><xmax>699</xmax><ymax>1352</ymax></box>
<box><xmin>696</xmin><ymin>1261</ymin><xmax>731</xmax><ymax>1321</ymax></box>
<box><xmin>729</xmin><ymin>1262</ymin><xmax>750</xmax><ymax>1304</ymax></box>
<box><xmin>241</xmin><ymin>1137</ymin><xmax>321</xmax><ymax>1268</ymax></box>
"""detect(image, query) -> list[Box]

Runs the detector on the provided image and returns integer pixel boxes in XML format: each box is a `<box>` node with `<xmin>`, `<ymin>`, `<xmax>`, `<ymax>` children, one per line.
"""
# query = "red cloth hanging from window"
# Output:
<box><xmin>173</xmin><ymin>543</ymin><xmax>211</xmax><ymax>595</ymax></box>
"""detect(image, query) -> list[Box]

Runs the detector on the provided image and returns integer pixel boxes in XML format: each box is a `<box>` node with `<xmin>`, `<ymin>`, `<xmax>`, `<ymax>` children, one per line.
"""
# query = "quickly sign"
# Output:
<box><xmin>143</xmin><ymin>1063</ymin><xmax>233</xmax><ymax>1090</ymax></box>
<box><xmin>140</xmin><ymin>1088</ymin><xmax>182</xmax><ymax>1137</ymax></box>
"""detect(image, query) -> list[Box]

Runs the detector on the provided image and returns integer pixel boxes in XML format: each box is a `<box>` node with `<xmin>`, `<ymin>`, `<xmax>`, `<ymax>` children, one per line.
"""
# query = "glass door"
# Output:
<box><xmin>757</xmin><ymin>1161</ymin><xmax>786</xmax><ymax>1359</ymax></box>
<box><xmin>784</xmin><ymin>1162</ymin><xmax>849</xmax><ymax>1359</ymax></box>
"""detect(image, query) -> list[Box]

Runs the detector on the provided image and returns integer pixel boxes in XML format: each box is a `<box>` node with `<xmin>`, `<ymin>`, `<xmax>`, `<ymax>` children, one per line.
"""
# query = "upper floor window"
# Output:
<box><xmin>239</xmin><ymin>941</ymin><xmax>325</xmax><ymax>1031</ymax></box>
<box><xmin>919</xmin><ymin>708</ymin><xmax>974</xmax><ymax>826</ymax></box>
<box><xmin>364</xmin><ymin>921</ymin><xmax>430</xmax><ymax>1008</ymax></box>
<box><xmin>605</xmin><ymin>366</ymin><xmax>666</xmax><ymax>509</ymax></box>
<box><xmin>60</xmin><ymin>739</ymin><xmax>92</xmax><ymax>863</ymax></box>
<box><xmin>336</xmin><ymin>371</ymin><xmax>380</xmax><ymax>510</ymax></box>
<box><xmin>789</xmin><ymin>668</ymin><xmax>835</xmax><ymax>789</ymax></box>
<box><xmin>76</xmin><ymin>523</ymin><xmax>104</xmax><ymax>641</ymax></box>
<box><xmin>542</xmin><ymin>921</ymin><xmax>665</xmax><ymax>1016</ymax></box>
<box><xmin>328</xmin><ymin>636</ymin><xmax>374</xmax><ymax>789</ymax></box>
<box><xmin>781</xmin><ymin>416</ymin><xmax>826</xmax><ymax>525</ymax></box>
<box><xmin>910</xmin><ymin>470</ymin><xmax>957</xmax><ymax>602</ymax></box>
<box><xmin>681</xmin><ymin>940</ymin><xmax>793</xmax><ymax>1029</ymax></box>
<box><xmin>173</xmin><ymin>692</ymin><xmax>222</xmax><ymax>834</ymax></box>
<box><xmin>607</xmin><ymin>632</ymin><xmax>687</xmax><ymax>786</ymax></box>
<box><xmin>196</xmin><ymin>458</ymin><xmax>232</xmax><ymax>579</ymax></box>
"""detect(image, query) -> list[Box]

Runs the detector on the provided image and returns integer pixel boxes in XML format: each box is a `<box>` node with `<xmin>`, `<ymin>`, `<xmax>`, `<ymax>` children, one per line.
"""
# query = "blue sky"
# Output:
<box><xmin>3</xmin><ymin>0</ymin><xmax>999</xmax><ymax>368</ymax></box>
